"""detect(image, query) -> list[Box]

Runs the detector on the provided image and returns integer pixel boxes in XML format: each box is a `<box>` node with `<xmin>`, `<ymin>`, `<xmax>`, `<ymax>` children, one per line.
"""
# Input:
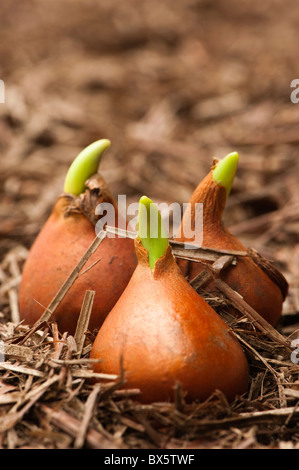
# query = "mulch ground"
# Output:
<box><xmin>0</xmin><ymin>0</ymin><xmax>299</xmax><ymax>449</ymax></box>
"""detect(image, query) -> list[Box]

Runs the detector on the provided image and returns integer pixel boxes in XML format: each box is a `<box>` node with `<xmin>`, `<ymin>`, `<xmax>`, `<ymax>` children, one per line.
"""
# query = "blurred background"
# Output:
<box><xmin>1</xmin><ymin>0</ymin><xmax>299</xmax><ymax>319</ymax></box>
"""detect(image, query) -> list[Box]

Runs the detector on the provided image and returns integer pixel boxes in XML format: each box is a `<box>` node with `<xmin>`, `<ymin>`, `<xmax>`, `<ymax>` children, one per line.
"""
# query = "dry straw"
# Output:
<box><xmin>0</xmin><ymin>234</ymin><xmax>298</xmax><ymax>449</ymax></box>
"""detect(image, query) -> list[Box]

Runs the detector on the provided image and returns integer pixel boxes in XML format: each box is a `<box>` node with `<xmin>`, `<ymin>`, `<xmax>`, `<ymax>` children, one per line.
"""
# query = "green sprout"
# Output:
<box><xmin>137</xmin><ymin>196</ymin><xmax>169</xmax><ymax>270</ymax></box>
<box><xmin>212</xmin><ymin>151</ymin><xmax>239</xmax><ymax>198</ymax></box>
<box><xmin>64</xmin><ymin>139</ymin><xmax>111</xmax><ymax>196</ymax></box>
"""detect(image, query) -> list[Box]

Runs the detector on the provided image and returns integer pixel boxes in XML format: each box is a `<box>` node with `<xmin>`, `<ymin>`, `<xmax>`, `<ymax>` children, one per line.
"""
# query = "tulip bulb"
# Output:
<box><xmin>90</xmin><ymin>196</ymin><xmax>249</xmax><ymax>403</ymax></box>
<box><xmin>19</xmin><ymin>140</ymin><xmax>137</xmax><ymax>335</ymax></box>
<box><xmin>175</xmin><ymin>152</ymin><xmax>288</xmax><ymax>326</ymax></box>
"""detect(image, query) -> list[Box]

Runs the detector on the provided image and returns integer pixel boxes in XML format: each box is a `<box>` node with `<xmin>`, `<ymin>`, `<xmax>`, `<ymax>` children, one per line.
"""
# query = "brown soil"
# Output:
<box><xmin>0</xmin><ymin>0</ymin><xmax>299</xmax><ymax>450</ymax></box>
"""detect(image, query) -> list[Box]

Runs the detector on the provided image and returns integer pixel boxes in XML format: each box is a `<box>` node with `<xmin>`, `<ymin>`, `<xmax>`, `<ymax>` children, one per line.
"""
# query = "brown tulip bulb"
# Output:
<box><xmin>175</xmin><ymin>152</ymin><xmax>288</xmax><ymax>326</ymax></box>
<box><xmin>90</xmin><ymin>196</ymin><xmax>249</xmax><ymax>403</ymax></box>
<box><xmin>19</xmin><ymin>140</ymin><xmax>137</xmax><ymax>335</ymax></box>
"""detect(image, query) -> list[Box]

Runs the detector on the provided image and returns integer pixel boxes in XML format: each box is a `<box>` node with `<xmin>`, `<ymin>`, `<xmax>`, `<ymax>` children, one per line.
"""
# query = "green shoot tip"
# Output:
<box><xmin>137</xmin><ymin>196</ymin><xmax>169</xmax><ymax>269</ymax></box>
<box><xmin>64</xmin><ymin>139</ymin><xmax>111</xmax><ymax>196</ymax></box>
<box><xmin>212</xmin><ymin>151</ymin><xmax>239</xmax><ymax>198</ymax></box>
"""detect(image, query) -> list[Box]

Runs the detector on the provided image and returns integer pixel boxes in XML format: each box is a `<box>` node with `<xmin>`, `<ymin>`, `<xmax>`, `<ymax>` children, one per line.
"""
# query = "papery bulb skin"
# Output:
<box><xmin>175</xmin><ymin>154</ymin><xmax>288</xmax><ymax>327</ymax></box>
<box><xmin>90</xmin><ymin>198</ymin><xmax>249</xmax><ymax>403</ymax></box>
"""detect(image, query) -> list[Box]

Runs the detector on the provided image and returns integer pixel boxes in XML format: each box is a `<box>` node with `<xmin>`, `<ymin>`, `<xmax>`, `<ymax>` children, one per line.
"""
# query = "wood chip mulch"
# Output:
<box><xmin>0</xmin><ymin>242</ymin><xmax>298</xmax><ymax>450</ymax></box>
